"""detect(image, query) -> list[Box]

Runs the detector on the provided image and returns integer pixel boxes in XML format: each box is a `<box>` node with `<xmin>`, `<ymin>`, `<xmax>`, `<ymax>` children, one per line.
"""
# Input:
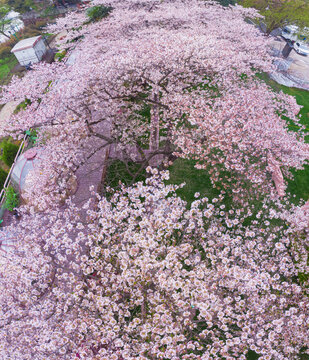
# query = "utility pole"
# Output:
<box><xmin>282</xmin><ymin>41</ymin><xmax>294</xmax><ymax>58</ymax></box>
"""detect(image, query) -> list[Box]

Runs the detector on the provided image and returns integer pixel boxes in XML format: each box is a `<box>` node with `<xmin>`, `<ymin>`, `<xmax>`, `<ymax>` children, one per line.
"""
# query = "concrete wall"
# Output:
<box><xmin>14</xmin><ymin>39</ymin><xmax>47</xmax><ymax>66</ymax></box>
<box><xmin>14</xmin><ymin>47</ymin><xmax>38</xmax><ymax>66</ymax></box>
<box><xmin>33</xmin><ymin>38</ymin><xmax>47</xmax><ymax>61</ymax></box>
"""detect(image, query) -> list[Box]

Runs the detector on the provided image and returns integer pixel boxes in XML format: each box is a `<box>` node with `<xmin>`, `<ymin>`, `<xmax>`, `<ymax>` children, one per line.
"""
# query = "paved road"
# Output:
<box><xmin>270</xmin><ymin>37</ymin><xmax>309</xmax><ymax>90</ymax></box>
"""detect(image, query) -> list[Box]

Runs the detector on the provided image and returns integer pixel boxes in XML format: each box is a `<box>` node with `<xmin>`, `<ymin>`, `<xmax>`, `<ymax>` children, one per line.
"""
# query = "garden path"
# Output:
<box><xmin>0</xmin><ymin>101</ymin><xmax>19</xmax><ymax>124</ymax></box>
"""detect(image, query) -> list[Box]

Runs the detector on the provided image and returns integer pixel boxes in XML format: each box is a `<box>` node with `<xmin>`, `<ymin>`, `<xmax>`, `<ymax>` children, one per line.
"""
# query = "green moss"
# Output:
<box><xmin>1</xmin><ymin>141</ymin><xmax>19</xmax><ymax>167</ymax></box>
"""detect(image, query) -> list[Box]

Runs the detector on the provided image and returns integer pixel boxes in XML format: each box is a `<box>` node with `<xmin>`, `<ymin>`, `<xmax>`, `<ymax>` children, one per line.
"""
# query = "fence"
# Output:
<box><xmin>0</xmin><ymin>134</ymin><xmax>28</xmax><ymax>218</ymax></box>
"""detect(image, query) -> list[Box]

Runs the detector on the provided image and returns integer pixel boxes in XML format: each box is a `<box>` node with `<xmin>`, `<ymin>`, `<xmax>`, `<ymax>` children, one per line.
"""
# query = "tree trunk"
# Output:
<box><xmin>0</xmin><ymin>31</ymin><xmax>11</xmax><ymax>39</ymax></box>
<box><xmin>282</xmin><ymin>42</ymin><xmax>293</xmax><ymax>58</ymax></box>
<box><xmin>149</xmin><ymin>92</ymin><xmax>160</xmax><ymax>152</ymax></box>
<box><xmin>264</xmin><ymin>20</ymin><xmax>277</xmax><ymax>36</ymax></box>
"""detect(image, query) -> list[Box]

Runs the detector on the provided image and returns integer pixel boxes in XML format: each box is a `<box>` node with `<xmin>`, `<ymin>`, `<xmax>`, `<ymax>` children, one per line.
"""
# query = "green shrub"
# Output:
<box><xmin>4</xmin><ymin>186</ymin><xmax>19</xmax><ymax>212</ymax></box>
<box><xmin>7</xmin><ymin>0</ymin><xmax>33</xmax><ymax>14</ymax></box>
<box><xmin>86</xmin><ymin>5</ymin><xmax>112</xmax><ymax>22</ymax></box>
<box><xmin>14</xmin><ymin>98</ymin><xmax>32</xmax><ymax>114</ymax></box>
<box><xmin>0</xmin><ymin>46</ymin><xmax>12</xmax><ymax>59</ymax></box>
<box><xmin>0</xmin><ymin>168</ymin><xmax>8</xmax><ymax>190</ymax></box>
<box><xmin>34</xmin><ymin>20</ymin><xmax>49</xmax><ymax>30</ymax></box>
<box><xmin>21</xmin><ymin>27</ymin><xmax>41</xmax><ymax>39</ymax></box>
<box><xmin>42</xmin><ymin>6</ymin><xmax>55</xmax><ymax>17</ymax></box>
<box><xmin>54</xmin><ymin>50</ymin><xmax>67</xmax><ymax>62</ymax></box>
<box><xmin>25</xmin><ymin>129</ymin><xmax>37</xmax><ymax>145</ymax></box>
<box><xmin>2</xmin><ymin>142</ymin><xmax>19</xmax><ymax>167</ymax></box>
<box><xmin>0</xmin><ymin>37</ymin><xmax>16</xmax><ymax>49</ymax></box>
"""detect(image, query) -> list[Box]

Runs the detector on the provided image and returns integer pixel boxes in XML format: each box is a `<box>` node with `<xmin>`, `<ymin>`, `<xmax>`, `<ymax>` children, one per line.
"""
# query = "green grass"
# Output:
<box><xmin>0</xmin><ymin>64</ymin><xmax>10</xmax><ymax>79</ymax></box>
<box><xmin>167</xmin><ymin>75</ymin><xmax>309</xmax><ymax>205</ymax></box>
<box><xmin>0</xmin><ymin>55</ymin><xmax>18</xmax><ymax>85</ymax></box>
<box><xmin>265</xmin><ymin>78</ymin><xmax>309</xmax><ymax>128</ymax></box>
<box><xmin>102</xmin><ymin>160</ymin><xmax>147</xmax><ymax>193</ymax></box>
<box><xmin>166</xmin><ymin>158</ymin><xmax>220</xmax><ymax>206</ymax></box>
<box><xmin>287</xmin><ymin>165</ymin><xmax>309</xmax><ymax>203</ymax></box>
<box><xmin>258</xmin><ymin>73</ymin><xmax>309</xmax><ymax>202</ymax></box>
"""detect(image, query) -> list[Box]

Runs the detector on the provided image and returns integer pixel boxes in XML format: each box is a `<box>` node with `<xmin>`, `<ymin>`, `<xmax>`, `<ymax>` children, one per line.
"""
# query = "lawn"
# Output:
<box><xmin>166</xmin><ymin>158</ymin><xmax>220</xmax><ymax>206</ymax></box>
<box><xmin>261</xmin><ymin>75</ymin><xmax>309</xmax><ymax>129</ymax></box>
<box><xmin>101</xmin><ymin>159</ymin><xmax>147</xmax><ymax>196</ymax></box>
<box><xmin>165</xmin><ymin>75</ymin><xmax>309</xmax><ymax>208</ymax></box>
<box><xmin>0</xmin><ymin>55</ymin><xmax>18</xmax><ymax>85</ymax></box>
<box><xmin>258</xmin><ymin>73</ymin><xmax>309</xmax><ymax>202</ymax></box>
<box><xmin>277</xmin><ymin>84</ymin><xmax>309</xmax><ymax>202</ymax></box>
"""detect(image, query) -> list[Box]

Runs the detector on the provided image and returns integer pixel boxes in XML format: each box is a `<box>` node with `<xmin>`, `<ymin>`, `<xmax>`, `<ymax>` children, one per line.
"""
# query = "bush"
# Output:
<box><xmin>14</xmin><ymin>98</ymin><xmax>32</xmax><ymax>114</ymax></box>
<box><xmin>0</xmin><ymin>46</ymin><xmax>13</xmax><ymax>59</ymax></box>
<box><xmin>2</xmin><ymin>142</ymin><xmax>19</xmax><ymax>167</ymax></box>
<box><xmin>0</xmin><ymin>36</ymin><xmax>17</xmax><ymax>47</ymax></box>
<box><xmin>20</xmin><ymin>27</ymin><xmax>41</xmax><ymax>39</ymax></box>
<box><xmin>25</xmin><ymin>129</ymin><xmax>37</xmax><ymax>145</ymax></box>
<box><xmin>7</xmin><ymin>0</ymin><xmax>33</xmax><ymax>14</ymax></box>
<box><xmin>54</xmin><ymin>50</ymin><xmax>67</xmax><ymax>62</ymax></box>
<box><xmin>4</xmin><ymin>186</ymin><xmax>19</xmax><ymax>211</ymax></box>
<box><xmin>86</xmin><ymin>5</ymin><xmax>112</xmax><ymax>22</ymax></box>
<box><xmin>34</xmin><ymin>19</ymin><xmax>49</xmax><ymax>30</ymax></box>
<box><xmin>0</xmin><ymin>168</ymin><xmax>8</xmax><ymax>190</ymax></box>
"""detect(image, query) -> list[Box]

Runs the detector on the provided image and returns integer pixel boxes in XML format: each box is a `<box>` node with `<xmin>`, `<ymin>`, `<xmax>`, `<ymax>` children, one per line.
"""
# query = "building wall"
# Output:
<box><xmin>33</xmin><ymin>39</ymin><xmax>47</xmax><ymax>61</ymax></box>
<box><xmin>14</xmin><ymin>47</ymin><xmax>39</xmax><ymax>66</ymax></box>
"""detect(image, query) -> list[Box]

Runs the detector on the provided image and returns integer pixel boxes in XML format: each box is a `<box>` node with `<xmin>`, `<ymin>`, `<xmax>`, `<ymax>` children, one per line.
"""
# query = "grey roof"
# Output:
<box><xmin>11</xmin><ymin>35</ymin><xmax>42</xmax><ymax>53</ymax></box>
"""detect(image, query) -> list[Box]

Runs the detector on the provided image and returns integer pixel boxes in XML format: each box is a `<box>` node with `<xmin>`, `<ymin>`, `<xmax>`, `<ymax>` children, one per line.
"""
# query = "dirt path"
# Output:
<box><xmin>49</xmin><ymin>30</ymin><xmax>68</xmax><ymax>49</ymax></box>
<box><xmin>0</xmin><ymin>101</ymin><xmax>20</xmax><ymax>124</ymax></box>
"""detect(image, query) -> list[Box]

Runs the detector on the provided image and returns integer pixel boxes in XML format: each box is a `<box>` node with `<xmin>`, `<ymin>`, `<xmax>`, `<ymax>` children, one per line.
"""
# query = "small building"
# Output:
<box><xmin>11</xmin><ymin>35</ymin><xmax>48</xmax><ymax>66</ymax></box>
<box><xmin>0</xmin><ymin>11</ymin><xmax>24</xmax><ymax>44</ymax></box>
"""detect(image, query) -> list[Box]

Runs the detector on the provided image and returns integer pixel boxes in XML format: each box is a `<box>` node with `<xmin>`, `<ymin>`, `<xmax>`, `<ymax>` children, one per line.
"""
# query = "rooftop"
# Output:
<box><xmin>11</xmin><ymin>35</ymin><xmax>42</xmax><ymax>53</ymax></box>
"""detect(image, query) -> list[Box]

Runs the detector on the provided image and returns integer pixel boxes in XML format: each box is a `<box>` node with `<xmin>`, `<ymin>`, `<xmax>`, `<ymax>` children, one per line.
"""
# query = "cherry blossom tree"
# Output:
<box><xmin>0</xmin><ymin>203</ymin><xmax>86</xmax><ymax>359</ymax></box>
<box><xmin>1</xmin><ymin>0</ymin><xmax>307</xmax><ymax>201</ymax></box>
<box><xmin>172</xmin><ymin>80</ymin><xmax>309</xmax><ymax>198</ymax></box>
<box><xmin>0</xmin><ymin>170</ymin><xmax>308</xmax><ymax>359</ymax></box>
<box><xmin>75</xmin><ymin>169</ymin><xmax>309</xmax><ymax>360</ymax></box>
<box><xmin>0</xmin><ymin>1</ymin><xmax>308</xmax><ymax>359</ymax></box>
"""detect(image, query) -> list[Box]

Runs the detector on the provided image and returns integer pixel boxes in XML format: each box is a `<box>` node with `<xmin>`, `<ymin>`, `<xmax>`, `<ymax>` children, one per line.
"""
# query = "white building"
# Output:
<box><xmin>0</xmin><ymin>11</ymin><xmax>24</xmax><ymax>44</ymax></box>
<box><xmin>11</xmin><ymin>35</ymin><xmax>48</xmax><ymax>66</ymax></box>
